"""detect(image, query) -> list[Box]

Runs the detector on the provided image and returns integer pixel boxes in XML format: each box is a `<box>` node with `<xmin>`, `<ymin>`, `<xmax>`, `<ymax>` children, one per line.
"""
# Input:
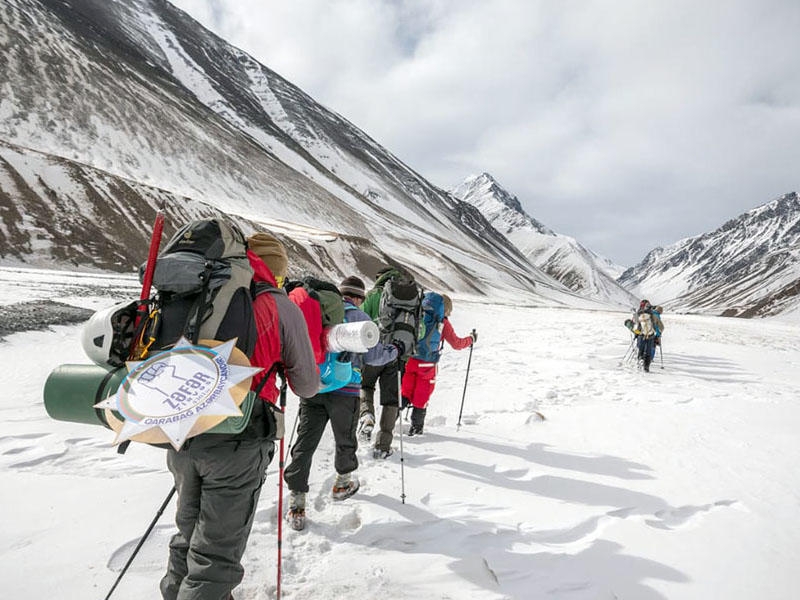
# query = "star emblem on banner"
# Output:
<box><xmin>95</xmin><ymin>338</ymin><xmax>262</xmax><ymax>450</ymax></box>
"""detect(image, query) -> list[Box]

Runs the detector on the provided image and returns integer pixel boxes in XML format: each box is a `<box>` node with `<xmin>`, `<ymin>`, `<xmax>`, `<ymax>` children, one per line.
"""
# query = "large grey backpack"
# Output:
<box><xmin>376</xmin><ymin>273</ymin><xmax>423</xmax><ymax>360</ymax></box>
<box><xmin>144</xmin><ymin>218</ymin><xmax>256</xmax><ymax>357</ymax></box>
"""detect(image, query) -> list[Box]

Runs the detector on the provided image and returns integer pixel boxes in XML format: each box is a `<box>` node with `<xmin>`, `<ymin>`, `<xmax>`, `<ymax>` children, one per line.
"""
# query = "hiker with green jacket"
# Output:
<box><xmin>358</xmin><ymin>266</ymin><xmax>403</xmax><ymax>458</ymax></box>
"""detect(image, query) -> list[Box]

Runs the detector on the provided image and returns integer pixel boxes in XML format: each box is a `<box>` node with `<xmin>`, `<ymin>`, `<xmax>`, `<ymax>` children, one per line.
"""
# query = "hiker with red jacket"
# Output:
<box><xmin>160</xmin><ymin>231</ymin><xmax>318</xmax><ymax>600</ymax></box>
<box><xmin>402</xmin><ymin>293</ymin><xmax>475</xmax><ymax>435</ymax></box>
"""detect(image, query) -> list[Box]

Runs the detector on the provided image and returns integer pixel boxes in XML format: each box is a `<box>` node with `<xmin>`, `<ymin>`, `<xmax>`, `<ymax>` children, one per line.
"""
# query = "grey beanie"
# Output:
<box><xmin>339</xmin><ymin>275</ymin><xmax>366</xmax><ymax>299</ymax></box>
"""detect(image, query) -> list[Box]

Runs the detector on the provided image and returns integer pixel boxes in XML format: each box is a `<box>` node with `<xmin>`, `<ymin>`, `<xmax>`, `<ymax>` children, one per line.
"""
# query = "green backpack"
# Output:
<box><xmin>288</xmin><ymin>276</ymin><xmax>346</xmax><ymax>327</ymax></box>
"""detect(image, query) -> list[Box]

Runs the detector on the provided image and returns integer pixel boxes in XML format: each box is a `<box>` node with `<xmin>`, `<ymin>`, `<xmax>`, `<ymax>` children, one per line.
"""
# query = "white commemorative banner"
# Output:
<box><xmin>94</xmin><ymin>338</ymin><xmax>262</xmax><ymax>450</ymax></box>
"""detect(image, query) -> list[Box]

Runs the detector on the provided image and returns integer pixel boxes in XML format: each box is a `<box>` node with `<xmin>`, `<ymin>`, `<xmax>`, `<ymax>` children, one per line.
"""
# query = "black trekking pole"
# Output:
<box><xmin>286</xmin><ymin>401</ymin><xmax>301</xmax><ymax>451</ymax></box>
<box><xmin>397</xmin><ymin>369</ymin><xmax>406</xmax><ymax>504</ymax></box>
<box><xmin>622</xmin><ymin>336</ymin><xmax>636</xmax><ymax>362</ymax></box>
<box><xmin>276</xmin><ymin>375</ymin><xmax>288</xmax><ymax>600</ymax></box>
<box><xmin>456</xmin><ymin>329</ymin><xmax>476</xmax><ymax>431</ymax></box>
<box><xmin>103</xmin><ymin>486</ymin><xmax>176</xmax><ymax>600</ymax></box>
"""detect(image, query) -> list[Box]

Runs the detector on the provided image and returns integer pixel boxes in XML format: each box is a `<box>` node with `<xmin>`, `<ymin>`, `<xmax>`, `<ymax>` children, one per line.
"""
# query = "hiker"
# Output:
<box><xmin>636</xmin><ymin>299</ymin><xmax>659</xmax><ymax>372</ymax></box>
<box><xmin>284</xmin><ymin>276</ymin><xmax>401</xmax><ymax>530</ymax></box>
<box><xmin>650</xmin><ymin>305</ymin><xmax>665</xmax><ymax>360</ymax></box>
<box><xmin>357</xmin><ymin>266</ymin><xmax>411</xmax><ymax>458</ymax></box>
<box><xmin>402</xmin><ymin>293</ymin><xmax>475</xmax><ymax>435</ymax></box>
<box><xmin>160</xmin><ymin>232</ymin><xmax>318</xmax><ymax>600</ymax></box>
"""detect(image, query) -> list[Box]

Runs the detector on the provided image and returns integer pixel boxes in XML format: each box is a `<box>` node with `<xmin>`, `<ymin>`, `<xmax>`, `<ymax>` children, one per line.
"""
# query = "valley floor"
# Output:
<box><xmin>1</xmin><ymin>281</ymin><xmax>799</xmax><ymax>599</ymax></box>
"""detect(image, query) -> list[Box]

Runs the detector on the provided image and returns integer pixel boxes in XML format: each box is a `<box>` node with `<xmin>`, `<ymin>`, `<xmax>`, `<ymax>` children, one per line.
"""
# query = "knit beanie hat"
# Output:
<box><xmin>442</xmin><ymin>294</ymin><xmax>453</xmax><ymax>317</ymax></box>
<box><xmin>339</xmin><ymin>275</ymin><xmax>366</xmax><ymax>299</ymax></box>
<box><xmin>247</xmin><ymin>232</ymin><xmax>288</xmax><ymax>279</ymax></box>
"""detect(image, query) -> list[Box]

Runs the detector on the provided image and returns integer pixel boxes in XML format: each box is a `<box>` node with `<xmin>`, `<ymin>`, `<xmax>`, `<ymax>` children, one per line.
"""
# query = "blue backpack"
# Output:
<box><xmin>414</xmin><ymin>292</ymin><xmax>445</xmax><ymax>362</ymax></box>
<box><xmin>318</xmin><ymin>304</ymin><xmax>362</xmax><ymax>393</ymax></box>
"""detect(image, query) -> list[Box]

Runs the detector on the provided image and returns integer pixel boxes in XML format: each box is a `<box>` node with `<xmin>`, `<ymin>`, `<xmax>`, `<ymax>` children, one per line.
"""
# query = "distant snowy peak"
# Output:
<box><xmin>451</xmin><ymin>173</ymin><xmax>553</xmax><ymax>235</ymax></box>
<box><xmin>452</xmin><ymin>173</ymin><xmax>635</xmax><ymax>307</ymax></box>
<box><xmin>620</xmin><ymin>192</ymin><xmax>800</xmax><ymax>317</ymax></box>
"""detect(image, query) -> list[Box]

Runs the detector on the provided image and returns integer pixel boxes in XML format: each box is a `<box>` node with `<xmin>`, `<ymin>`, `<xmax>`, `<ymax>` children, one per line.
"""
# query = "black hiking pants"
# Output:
<box><xmin>360</xmin><ymin>360</ymin><xmax>400</xmax><ymax>451</ymax></box>
<box><xmin>284</xmin><ymin>391</ymin><xmax>359</xmax><ymax>493</ymax></box>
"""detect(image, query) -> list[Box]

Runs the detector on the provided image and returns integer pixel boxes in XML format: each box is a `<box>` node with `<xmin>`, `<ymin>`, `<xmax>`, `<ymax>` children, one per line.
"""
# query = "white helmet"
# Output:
<box><xmin>81</xmin><ymin>301</ymin><xmax>136</xmax><ymax>367</ymax></box>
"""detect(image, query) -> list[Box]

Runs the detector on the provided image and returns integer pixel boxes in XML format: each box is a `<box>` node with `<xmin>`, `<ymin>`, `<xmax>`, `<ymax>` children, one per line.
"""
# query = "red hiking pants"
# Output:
<box><xmin>401</xmin><ymin>358</ymin><xmax>438</xmax><ymax>409</ymax></box>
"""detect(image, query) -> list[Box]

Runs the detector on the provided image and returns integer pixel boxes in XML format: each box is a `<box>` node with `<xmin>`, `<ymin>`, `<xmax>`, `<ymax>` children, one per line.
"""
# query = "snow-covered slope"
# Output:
<box><xmin>619</xmin><ymin>192</ymin><xmax>800</xmax><ymax>317</ymax></box>
<box><xmin>4</xmin><ymin>268</ymin><xmax>800</xmax><ymax>599</ymax></box>
<box><xmin>0</xmin><ymin>0</ymin><xmax>589</xmax><ymax>306</ymax></box>
<box><xmin>452</xmin><ymin>173</ymin><xmax>636</xmax><ymax>307</ymax></box>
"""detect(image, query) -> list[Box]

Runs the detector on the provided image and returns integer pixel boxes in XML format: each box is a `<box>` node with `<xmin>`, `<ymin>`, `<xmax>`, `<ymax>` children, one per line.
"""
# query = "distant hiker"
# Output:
<box><xmin>358</xmin><ymin>265</ymin><xmax>421</xmax><ymax>458</ymax></box>
<box><xmin>651</xmin><ymin>304</ymin><xmax>665</xmax><ymax>359</ymax></box>
<box><xmin>160</xmin><ymin>231</ymin><xmax>318</xmax><ymax>600</ymax></box>
<box><xmin>636</xmin><ymin>299</ymin><xmax>659</xmax><ymax>372</ymax></box>
<box><xmin>283</xmin><ymin>276</ymin><xmax>400</xmax><ymax>530</ymax></box>
<box><xmin>401</xmin><ymin>293</ymin><xmax>475</xmax><ymax>435</ymax></box>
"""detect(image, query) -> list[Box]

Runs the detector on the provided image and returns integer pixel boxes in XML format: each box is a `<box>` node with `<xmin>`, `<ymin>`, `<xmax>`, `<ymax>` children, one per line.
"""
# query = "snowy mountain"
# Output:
<box><xmin>0</xmin><ymin>0</ymin><xmax>590</xmax><ymax>306</ymax></box>
<box><xmin>452</xmin><ymin>173</ymin><xmax>636</xmax><ymax>307</ymax></box>
<box><xmin>618</xmin><ymin>192</ymin><xmax>800</xmax><ymax>317</ymax></box>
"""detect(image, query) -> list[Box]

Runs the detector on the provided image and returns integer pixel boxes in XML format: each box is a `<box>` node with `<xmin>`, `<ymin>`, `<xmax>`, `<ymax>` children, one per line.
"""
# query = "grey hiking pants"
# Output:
<box><xmin>160</xmin><ymin>437</ymin><xmax>274</xmax><ymax>600</ymax></box>
<box><xmin>284</xmin><ymin>391</ymin><xmax>359</xmax><ymax>493</ymax></box>
<box><xmin>360</xmin><ymin>360</ymin><xmax>400</xmax><ymax>452</ymax></box>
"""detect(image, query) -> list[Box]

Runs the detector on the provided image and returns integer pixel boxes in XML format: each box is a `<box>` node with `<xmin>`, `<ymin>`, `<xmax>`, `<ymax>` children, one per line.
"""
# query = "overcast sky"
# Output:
<box><xmin>169</xmin><ymin>0</ymin><xmax>800</xmax><ymax>266</ymax></box>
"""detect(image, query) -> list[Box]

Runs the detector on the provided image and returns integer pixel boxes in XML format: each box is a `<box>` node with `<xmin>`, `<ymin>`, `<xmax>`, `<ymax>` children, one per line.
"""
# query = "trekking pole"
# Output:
<box><xmin>276</xmin><ymin>374</ymin><xmax>288</xmax><ymax>600</ymax></box>
<box><xmin>286</xmin><ymin>402</ymin><xmax>301</xmax><ymax>451</ymax></box>
<box><xmin>659</xmin><ymin>339</ymin><xmax>664</xmax><ymax>369</ymax></box>
<box><xmin>397</xmin><ymin>369</ymin><xmax>406</xmax><ymax>504</ymax></box>
<box><xmin>456</xmin><ymin>329</ymin><xmax>476</xmax><ymax>430</ymax></box>
<box><xmin>622</xmin><ymin>336</ymin><xmax>635</xmax><ymax>362</ymax></box>
<box><xmin>103</xmin><ymin>486</ymin><xmax>176</xmax><ymax>600</ymax></box>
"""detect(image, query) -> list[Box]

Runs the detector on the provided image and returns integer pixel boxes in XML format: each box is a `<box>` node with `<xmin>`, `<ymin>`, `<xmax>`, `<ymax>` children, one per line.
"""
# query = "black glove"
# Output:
<box><xmin>470</xmin><ymin>330</ymin><xmax>478</xmax><ymax>344</ymax></box>
<box><xmin>392</xmin><ymin>339</ymin><xmax>406</xmax><ymax>357</ymax></box>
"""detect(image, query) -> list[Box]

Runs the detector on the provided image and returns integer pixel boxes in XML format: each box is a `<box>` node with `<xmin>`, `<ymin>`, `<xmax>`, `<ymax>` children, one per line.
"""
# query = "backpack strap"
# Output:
<box><xmin>252</xmin><ymin>362</ymin><xmax>281</xmax><ymax>398</ymax></box>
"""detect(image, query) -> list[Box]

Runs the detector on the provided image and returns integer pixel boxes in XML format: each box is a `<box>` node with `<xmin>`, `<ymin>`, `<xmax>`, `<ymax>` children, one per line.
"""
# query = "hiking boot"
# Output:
<box><xmin>358</xmin><ymin>413</ymin><xmax>375</xmax><ymax>442</ymax></box>
<box><xmin>372</xmin><ymin>447</ymin><xmax>394</xmax><ymax>459</ymax></box>
<box><xmin>332</xmin><ymin>474</ymin><xmax>360</xmax><ymax>500</ymax></box>
<box><xmin>286</xmin><ymin>507</ymin><xmax>306</xmax><ymax>531</ymax></box>
<box><xmin>289</xmin><ymin>490</ymin><xmax>306</xmax><ymax>510</ymax></box>
<box><xmin>409</xmin><ymin>407</ymin><xmax>426</xmax><ymax>436</ymax></box>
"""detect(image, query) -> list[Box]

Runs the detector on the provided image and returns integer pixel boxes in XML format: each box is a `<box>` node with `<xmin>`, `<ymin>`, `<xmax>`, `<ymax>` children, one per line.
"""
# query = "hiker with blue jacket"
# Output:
<box><xmin>401</xmin><ymin>293</ymin><xmax>475</xmax><ymax>435</ymax></box>
<box><xmin>284</xmin><ymin>276</ymin><xmax>400</xmax><ymax>530</ymax></box>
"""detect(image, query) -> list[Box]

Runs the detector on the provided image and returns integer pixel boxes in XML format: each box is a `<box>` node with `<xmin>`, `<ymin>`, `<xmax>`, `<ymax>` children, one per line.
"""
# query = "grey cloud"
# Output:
<box><xmin>170</xmin><ymin>0</ymin><xmax>800</xmax><ymax>266</ymax></box>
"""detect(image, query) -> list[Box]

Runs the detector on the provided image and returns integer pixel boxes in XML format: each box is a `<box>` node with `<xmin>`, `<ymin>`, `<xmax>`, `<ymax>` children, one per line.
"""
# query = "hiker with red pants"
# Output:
<box><xmin>401</xmin><ymin>293</ymin><xmax>475</xmax><ymax>435</ymax></box>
